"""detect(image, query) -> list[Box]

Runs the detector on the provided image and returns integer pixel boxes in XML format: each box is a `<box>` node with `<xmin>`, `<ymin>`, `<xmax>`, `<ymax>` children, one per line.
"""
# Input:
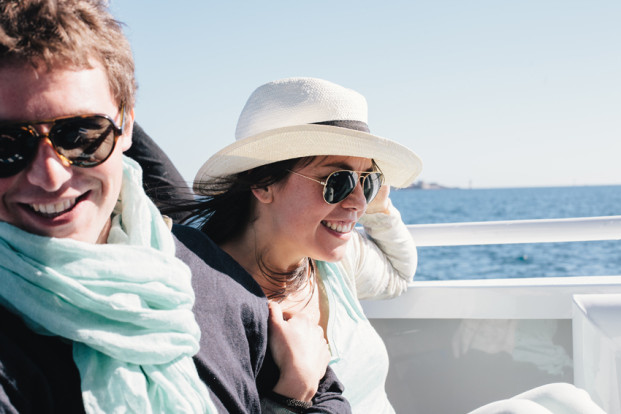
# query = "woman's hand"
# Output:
<box><xmin>365</xmin><ymin>185</ymin><xmax>391</xmax><ymax>215</ymax></box>
<box><xmin>268</xmin><ymin>301</ymin><xmax>331</xmax><ymax>402</ymax></box>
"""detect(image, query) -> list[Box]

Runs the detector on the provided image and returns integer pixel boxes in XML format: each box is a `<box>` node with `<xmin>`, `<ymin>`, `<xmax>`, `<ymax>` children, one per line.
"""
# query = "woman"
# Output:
<box><xmin>184</xmin><ymin>77</ymin><xmax>422</xmax><ymax>413</ymax></box>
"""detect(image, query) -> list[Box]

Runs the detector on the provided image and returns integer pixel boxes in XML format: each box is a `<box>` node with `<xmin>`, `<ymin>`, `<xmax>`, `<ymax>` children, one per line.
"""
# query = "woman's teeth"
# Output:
<box><xmin>322</xmin><ymin>221</ymin><xmax>354</xmax><ymax>233</ymax></box>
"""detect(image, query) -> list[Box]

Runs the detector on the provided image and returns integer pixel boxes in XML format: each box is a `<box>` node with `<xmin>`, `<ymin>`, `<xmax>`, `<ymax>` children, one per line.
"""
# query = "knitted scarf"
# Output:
<box><xmin>0</xmin><ymin>157</ymin><xmax>216</xmax><ymax>413</ymax></box>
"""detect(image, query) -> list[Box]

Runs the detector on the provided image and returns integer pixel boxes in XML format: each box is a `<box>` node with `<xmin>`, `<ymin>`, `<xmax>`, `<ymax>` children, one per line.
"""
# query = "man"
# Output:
<box><xmin>0</xmin><ymin>1</ymin><xmax>348</xmax><ymax>413</ymax></box>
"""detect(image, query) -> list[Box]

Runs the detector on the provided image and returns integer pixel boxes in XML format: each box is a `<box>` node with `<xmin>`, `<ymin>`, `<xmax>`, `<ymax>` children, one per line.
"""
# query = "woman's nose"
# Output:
<box><xmin>340</xmin><ymin>180</ymin><xmax>367</xmax><ymax>211</ymax></box>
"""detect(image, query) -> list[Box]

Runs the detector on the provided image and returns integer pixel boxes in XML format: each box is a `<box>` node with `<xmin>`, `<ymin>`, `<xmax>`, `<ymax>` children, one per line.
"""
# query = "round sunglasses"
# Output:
<box><xmin>0</xmin><ymin>107</ymin><xmax>125</xmax><ymax>178</ymax></box>
<box><xmin>288</xmin><ymin>168</ymin><xmax>384</xmax><ymax>204</ymax></box>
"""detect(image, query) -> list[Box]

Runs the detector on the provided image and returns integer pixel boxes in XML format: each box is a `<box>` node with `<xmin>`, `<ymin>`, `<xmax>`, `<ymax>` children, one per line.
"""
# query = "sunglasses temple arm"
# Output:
<box><xmin>287</xmin><ymin>169</ymin><xmax>326</xmax><ymax>185</ymax></box>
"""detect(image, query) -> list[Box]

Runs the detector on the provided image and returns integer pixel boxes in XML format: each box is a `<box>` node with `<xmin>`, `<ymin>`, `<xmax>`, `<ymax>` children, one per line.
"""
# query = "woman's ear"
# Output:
<box><xmin>251</xmin><ymin>185</ymin><xmax>274</xmax><ymax>204</ymax></box>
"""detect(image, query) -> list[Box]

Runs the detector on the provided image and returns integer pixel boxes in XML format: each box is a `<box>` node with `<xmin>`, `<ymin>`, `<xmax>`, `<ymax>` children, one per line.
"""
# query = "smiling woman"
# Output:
<box><xmin>171</xmin><ymin>77</ymin><xmax>421</xmax><ymax>413</ymax></box>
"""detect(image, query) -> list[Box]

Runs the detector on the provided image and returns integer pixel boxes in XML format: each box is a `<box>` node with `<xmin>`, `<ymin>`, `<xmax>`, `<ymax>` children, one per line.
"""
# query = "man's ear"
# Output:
<box><xmin>119</xmin><ymin>106</ymin><xmax>135</xmax><ymax>152</ymax></box>
<box><xmin>251</xmin><ymin>185</ymin><xmax>274</xmax><ymax>204</ymax></box>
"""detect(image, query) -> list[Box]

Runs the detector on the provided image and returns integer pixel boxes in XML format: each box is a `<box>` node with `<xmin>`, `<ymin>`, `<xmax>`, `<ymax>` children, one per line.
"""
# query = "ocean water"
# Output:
<box><xmin>389</xmin><ymin>185</ymin><xmax>621</xmax><ymax>281</ymax></box>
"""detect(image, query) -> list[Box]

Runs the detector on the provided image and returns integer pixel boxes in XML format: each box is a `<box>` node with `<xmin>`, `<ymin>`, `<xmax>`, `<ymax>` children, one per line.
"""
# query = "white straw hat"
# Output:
<box><xmin>194</xmin><ymin>77</ymin><xmax>423</xmax><ymax>190</ymax></box>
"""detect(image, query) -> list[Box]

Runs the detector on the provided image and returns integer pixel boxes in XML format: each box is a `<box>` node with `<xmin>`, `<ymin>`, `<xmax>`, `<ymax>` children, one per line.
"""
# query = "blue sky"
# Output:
<box><xmin>109</xmin><ymin>0</ymin><xmax>620</xmax><ymax>189</ymax></box>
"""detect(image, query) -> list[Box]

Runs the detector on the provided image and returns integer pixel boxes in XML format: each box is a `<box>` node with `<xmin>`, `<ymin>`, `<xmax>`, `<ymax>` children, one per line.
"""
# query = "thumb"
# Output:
<box><xmin>268</xmin><ymin>301</ymin><xmax>285</xmax><ymax>330</ymax></box>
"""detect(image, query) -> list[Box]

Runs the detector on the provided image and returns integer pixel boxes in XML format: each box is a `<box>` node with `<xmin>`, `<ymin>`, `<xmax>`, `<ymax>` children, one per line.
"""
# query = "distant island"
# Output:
<box><xmin>404</xmin><ymin>180</ymin><xmax>455</xmax><ymax>190</ymax></box>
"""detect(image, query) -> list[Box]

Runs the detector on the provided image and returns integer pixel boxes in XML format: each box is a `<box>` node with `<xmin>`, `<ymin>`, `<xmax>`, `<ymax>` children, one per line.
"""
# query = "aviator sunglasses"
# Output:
<box><xmin>0</xmin><ymin>107</ymin><xmax>125</xmax><ymax>178</ymax></box>
<box><xmin>288</xmin><ymin>166</ymin><xmax>384</xmax><ymax>205</ymax></box>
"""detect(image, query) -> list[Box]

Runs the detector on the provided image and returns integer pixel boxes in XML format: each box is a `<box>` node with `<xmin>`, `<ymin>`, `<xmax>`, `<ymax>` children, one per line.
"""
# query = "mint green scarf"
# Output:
<box><xmin>0</xmin><ymin>157</ymin><xmax>216</xmax><ymax>413</ymax></box>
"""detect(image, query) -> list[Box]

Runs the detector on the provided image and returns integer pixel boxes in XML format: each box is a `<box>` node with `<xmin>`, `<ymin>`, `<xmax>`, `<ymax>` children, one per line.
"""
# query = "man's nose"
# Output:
<box><xmin>24</xmin><ymin>137</ymin><xmax>73</xmax><ymax>192</ymax></box>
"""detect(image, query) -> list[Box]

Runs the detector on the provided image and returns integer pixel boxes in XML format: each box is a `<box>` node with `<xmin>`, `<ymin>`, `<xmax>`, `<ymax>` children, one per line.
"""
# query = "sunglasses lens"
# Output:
<box><xmin>51</xmin><ymin>116</ymin><xmax>117</xmax><ymax>166</ymax></box>
<box><xmin>324</xmin><ymin>171</ymin><xmax>358</xmax><ymax>204</ymax></box>
<box><xmin>0</xmin><ymin>127</ymin><xmax>38</xmax><ymax>178</ymax></box>
<box><xmin>363</xmin><ymin>172</ymin><xmax>383</xmax><ymax>203</ymax></box>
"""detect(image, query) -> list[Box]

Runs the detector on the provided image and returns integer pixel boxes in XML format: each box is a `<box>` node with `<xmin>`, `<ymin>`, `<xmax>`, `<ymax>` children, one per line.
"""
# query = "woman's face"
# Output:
<box><xmin>256</xmin><ymin>155</ymin><xmax>373</xmax><ymax>266</ymax></box>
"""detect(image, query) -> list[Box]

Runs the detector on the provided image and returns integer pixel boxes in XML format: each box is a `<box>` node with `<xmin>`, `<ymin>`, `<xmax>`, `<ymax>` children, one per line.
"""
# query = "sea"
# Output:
<box><xmin>389</xmin><ymin>185</ymin><xmax>621</xmax><ymax>281</ymax></box>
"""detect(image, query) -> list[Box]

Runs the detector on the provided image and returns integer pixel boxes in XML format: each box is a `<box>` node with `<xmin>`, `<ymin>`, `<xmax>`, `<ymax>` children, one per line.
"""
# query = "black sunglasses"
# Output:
<box><xmin>0</xmin><ymin>107</ymin><xmax>125</xmax><ymax>178</ymax></box>
<box><xmin>288</xmin><ymin>168</ymin><xmax>384</xmax><ymax>204</ymax></box>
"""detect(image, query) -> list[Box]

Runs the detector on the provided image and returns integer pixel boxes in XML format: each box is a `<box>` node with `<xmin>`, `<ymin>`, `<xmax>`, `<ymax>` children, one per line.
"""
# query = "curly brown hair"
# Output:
<box><xmin>0</xmin><ymin>0</ymin><xmax>136</xmax><ymax>107</ymax></box>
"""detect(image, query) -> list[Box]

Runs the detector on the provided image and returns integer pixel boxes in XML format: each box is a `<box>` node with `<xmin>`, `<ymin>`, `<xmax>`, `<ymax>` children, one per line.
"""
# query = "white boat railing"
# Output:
<box><xmin>361</xmin><ymin>215</ymin><xmax>621</xmax><ymax>413</ymax></box>
<box><xmin>364</xmin><ymin>215</ymin><xmax>621</xmax><ymax>320</ymax></box>
<box><xmin>406</xmin><ymin>215</ymin><xmax>621</xmax><ymax>246</ymax></box>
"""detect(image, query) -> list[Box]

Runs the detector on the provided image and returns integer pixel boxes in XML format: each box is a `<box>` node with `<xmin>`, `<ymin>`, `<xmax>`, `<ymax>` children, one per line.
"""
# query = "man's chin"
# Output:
<box><xmin>16</xmin><ymin>216</ymin><xmax>109</xmax><ymax>244</ymax></box>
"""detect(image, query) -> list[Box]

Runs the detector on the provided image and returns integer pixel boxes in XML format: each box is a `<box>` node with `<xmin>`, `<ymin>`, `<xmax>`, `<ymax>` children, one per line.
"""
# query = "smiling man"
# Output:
<box><xmin>0</xmin><ymin>58</ymin><xmax>128</xmax><ymax>243</ymax></box>
<box><xmin>0</xmin><ymin>0</ymin><xmax>217</xmax><ymax>412</ymax></box>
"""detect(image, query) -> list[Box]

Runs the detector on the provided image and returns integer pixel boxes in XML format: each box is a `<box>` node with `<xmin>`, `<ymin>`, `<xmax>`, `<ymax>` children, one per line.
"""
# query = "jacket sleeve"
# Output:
<box><xmin>306</xmin><ymin>366</ymin><xmax>351</xmax><ymax>413</ymax></box>
<box><xmin>338</xmin><ymin>200</ymin><xmax>417</xmax><ymax>300</ymax></box>
<box><xmin>260</xmin><ymin>367</ymin><xmax>351</xmax><ymax>414</ymax></box>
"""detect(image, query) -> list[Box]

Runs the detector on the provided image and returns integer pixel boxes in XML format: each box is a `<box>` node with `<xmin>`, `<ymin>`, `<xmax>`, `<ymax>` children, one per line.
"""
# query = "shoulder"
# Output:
<box><xmin>173</xmin><ymin>225</ymin><xmax>233</xmax><ymax>271</ymax></box>
<box><xmin>172</xmin><ymin>224</ymin><xmax>215</xmax><ymax>263</ymax></box>
<box><xmin>172</xmin><ymin>225</ymin><xmax>263</xmax><ymax>295</ymax></box>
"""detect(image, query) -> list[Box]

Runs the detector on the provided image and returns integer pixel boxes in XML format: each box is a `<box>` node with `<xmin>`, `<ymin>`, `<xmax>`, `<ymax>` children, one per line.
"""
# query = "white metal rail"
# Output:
<box><xmin>407</xmin><ymin>215</ymin><xmax>621</xmax><ymax>247</ymax></box>
<box><xmin>362</xmin><ymin>216</ymin><xmax>621</xmax><ymax>320</ymax></box>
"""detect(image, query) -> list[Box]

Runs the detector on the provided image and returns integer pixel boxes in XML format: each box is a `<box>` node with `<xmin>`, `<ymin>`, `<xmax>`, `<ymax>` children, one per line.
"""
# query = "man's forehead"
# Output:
<box><xmin>0</xmin><ymin>61</ymin><xmax>116</xmax><ymax>122</ymax></box>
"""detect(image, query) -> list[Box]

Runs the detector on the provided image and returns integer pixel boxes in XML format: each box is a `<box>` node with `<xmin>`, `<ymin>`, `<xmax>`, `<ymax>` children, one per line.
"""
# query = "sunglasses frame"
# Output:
<box><xmin>288</xmin><ymin>165</ymin><xmax>385</xmax><ymax>205</ymax></box>
<box><xmin>0</xmin><ymin>105</ymin><xmax>125</xmax><ymax>176</ymax></box>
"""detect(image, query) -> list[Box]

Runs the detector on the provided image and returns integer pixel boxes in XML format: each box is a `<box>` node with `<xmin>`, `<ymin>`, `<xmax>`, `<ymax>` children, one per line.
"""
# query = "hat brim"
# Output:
<box><xmin>194</xmin><ymin>124</ymin><xmax>423</xmax><ymax>191</ymax></box>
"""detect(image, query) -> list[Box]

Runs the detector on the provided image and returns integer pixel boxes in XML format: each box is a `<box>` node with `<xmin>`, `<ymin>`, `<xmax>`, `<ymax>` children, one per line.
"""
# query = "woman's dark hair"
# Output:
<box><xmin>165</xmin><ymin>156</ymin><xmax>317</xmax><ymax>301</ymax></box>
<box><xmin>176</xmin><ymin>156</ymin><xmax>313</xmax><ymax>243</ymax></box>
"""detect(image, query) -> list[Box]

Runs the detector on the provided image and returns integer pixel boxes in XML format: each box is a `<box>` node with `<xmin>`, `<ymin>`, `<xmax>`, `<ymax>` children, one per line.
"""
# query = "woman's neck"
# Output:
<box><xmin>220</xmin><ymin>227</ymin><xmax>308</xmax><ymax>291</ymax></box>
<box><xmin>220</xmin><ymin>228</ymin><xmax>324</xmax><ymax>323</ymax></box>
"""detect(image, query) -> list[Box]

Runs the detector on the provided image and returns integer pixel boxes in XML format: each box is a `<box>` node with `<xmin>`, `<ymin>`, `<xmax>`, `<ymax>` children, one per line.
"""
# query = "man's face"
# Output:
<box><xmin>0</xmin><ymin>62</ymin><xmax>133</xmax><ymax>243</ymax></box>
